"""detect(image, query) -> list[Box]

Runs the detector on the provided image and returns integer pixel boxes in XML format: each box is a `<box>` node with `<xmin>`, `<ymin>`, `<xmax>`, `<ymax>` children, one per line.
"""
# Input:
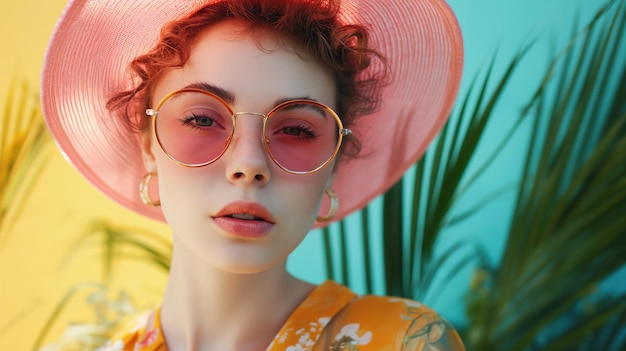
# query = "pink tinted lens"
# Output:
<box><xmin>266</xmin><ymin>102</ymin><xmax>340</xmax><ymax>172</ymax></box>
<box><xmin>155</xmin><ymin>91</ymin><xmax>232</xmax><ymax>165</ymax></box>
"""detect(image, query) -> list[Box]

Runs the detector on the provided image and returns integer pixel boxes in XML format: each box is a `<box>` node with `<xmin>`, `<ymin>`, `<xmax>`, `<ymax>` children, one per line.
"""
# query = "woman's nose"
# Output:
<box><xmin>224</xmin><ymin>114</ymin><xmax>271</xmax><ymax>185</ymax></box>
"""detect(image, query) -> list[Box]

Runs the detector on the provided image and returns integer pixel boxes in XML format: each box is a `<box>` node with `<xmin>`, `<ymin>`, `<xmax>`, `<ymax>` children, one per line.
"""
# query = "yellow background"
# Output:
<box><xmin>1</xmin><ymin>1</ymin><xmax>169</xmax><ymax>349</ymax></box>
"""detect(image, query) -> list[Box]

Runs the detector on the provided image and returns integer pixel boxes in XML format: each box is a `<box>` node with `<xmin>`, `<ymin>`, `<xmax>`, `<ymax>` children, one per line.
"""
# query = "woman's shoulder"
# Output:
<box><xmin>290</xmin><ymin>281</ymin><xmax>464</xmax><ymax>351</ymax></box>
<box><xmin>328</xmin><ymin>294</ymin><xmax>465</xmax><ymax>350</ymax></box>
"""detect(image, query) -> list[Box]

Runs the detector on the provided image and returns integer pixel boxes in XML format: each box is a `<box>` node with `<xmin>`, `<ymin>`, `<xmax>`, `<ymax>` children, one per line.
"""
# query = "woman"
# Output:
<box><xmin>42</xmin><ymin>0</ymin><xmax>465</xmax><ymax>350</ymax></box>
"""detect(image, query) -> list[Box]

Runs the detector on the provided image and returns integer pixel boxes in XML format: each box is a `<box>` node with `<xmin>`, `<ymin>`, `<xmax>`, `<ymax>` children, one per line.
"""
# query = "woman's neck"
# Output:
<box><xmin>160</xmin><ymin>238</ymin><xmax>315</xmax><ymax>351</ymax></box>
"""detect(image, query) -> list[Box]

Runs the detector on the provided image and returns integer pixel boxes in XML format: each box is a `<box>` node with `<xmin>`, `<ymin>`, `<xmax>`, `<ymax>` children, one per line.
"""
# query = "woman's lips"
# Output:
<box><xmin>212</xmin><ymin>201</ymin><xmax>276</xmax><ymax>238</ymax></box>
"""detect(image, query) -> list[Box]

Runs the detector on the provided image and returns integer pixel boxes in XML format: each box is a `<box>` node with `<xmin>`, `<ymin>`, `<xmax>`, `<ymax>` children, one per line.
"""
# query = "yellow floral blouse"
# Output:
<box><xmin>99</xmin><ymin>281</ymin><xmax>465</xmax><ymax>350</ymax></box>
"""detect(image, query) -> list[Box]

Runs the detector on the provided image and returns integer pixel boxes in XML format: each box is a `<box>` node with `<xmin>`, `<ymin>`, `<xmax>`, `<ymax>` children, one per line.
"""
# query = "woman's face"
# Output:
<box><xmin>144</xmin><ymin>21</ymin><xmax>337</xmax><ymax>274</ymax></box>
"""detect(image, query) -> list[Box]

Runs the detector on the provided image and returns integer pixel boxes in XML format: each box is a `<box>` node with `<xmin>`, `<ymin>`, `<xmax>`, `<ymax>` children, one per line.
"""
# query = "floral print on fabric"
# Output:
<box><xmin>279</xmin><ymin>317</ymin><xmax>331</xmax><ymax>351</ymax></box>
<box><xmin>100</xmin><ymin>281</ymin><xmax>465</xmax><ymax>351</ymax></box>
<box><xmin>331</xmin><ymin>323</ymin><xmax>373</xmax><ymax>350</ymax></box>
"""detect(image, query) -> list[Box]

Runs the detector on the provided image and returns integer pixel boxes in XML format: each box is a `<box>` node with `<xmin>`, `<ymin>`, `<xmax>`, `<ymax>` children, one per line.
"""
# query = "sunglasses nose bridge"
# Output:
<box><xmin>232</xmin><ymin>111</ymin><xmax>266</xmax><ymax>119</ymax></box>
<box><xmin>230</xmin><ymin>111</ymin><xmax>269</xmax><ymax>144</ymax></box>
<box><xmin>232</xmin><ymin>109</ymin><xmax>268</xmax><ymax>128</ymax></box>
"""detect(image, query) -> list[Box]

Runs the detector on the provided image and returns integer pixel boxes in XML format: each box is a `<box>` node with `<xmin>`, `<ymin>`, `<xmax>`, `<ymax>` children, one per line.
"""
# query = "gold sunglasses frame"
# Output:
<box><xmin>146</xmin><ymin>88</ymin><xmax>351</xmax><ymax>175</ymax></box>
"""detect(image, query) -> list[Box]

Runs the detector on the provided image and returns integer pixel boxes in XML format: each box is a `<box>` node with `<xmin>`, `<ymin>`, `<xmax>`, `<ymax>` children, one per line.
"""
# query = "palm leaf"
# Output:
<box><xmin>465</xmin><ymin>0</ymin><xmax>626</xmax><ymax>349</ymax></box>
<box><xmin>0</xmin><ymin>81</ymin><xmax>52</xmax><ymax>248</ymax></box>
<box><xmin>63</xmin><ymin>220</ymin><xmax>172</xmax><ymax>282</ymax></box>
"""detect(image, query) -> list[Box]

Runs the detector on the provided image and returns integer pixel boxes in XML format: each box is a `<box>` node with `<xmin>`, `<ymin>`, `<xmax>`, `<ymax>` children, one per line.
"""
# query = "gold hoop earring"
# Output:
<box><xmin>316</xmin><ymin>189</ymin><xmax>338</xmax><ymax>222</ymax></box>
<box><xmin>139</xmin><ymin>172</ymin><xmax>160</xmax><ymax>207</ymax></box>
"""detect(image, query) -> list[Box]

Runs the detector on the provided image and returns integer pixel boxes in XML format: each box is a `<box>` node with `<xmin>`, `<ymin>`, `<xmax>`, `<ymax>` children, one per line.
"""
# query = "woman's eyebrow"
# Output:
<box><xmin>274</xmin><ymin>97</ymin><xmax>329</xmax><ymax>118</ymax></box>
<box><xmin>182</xmin><ymin>82</ymin><xmax>325</xmax><ymax>113</ymax></box>
<box><xmin>273</xmin><ymin>96</ymin><xmax>320</xmax><ymax>106</ymax></box>
<box><xmin>184</xmin><ymin>82</ymin><xmax>236</xmax><ymax>105</ymax></box>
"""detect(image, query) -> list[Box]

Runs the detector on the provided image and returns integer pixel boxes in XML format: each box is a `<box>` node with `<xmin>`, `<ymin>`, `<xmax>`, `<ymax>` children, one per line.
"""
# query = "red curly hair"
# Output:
<box><xmin>106</xmin><ymin>0</ymin><xmax>386</xmax><ymax>158</ymax></box>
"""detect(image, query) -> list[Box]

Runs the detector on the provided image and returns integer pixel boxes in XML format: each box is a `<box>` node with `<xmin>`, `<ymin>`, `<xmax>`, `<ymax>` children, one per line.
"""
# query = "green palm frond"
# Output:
<box><xmin>63</xmin><ymin>220</ymin><xmax>172</xmax><ymax>282</ymax></box>
<box><xmin>0</xmin><ymin>81</ymin><xmax>52</xmax><ymax>248</ymax></box>
<box><xmin>465</xmin><ymin>0</ymin><xmax>626</xmax><ymax>349</ymax></box>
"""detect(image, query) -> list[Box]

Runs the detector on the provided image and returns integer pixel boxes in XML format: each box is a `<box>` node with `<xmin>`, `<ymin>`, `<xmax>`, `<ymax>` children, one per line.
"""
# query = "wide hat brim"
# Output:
<box><xmin>41</xmin><ymin>0</ymin><xmax>463</xmax><ymax>227</ymax></box>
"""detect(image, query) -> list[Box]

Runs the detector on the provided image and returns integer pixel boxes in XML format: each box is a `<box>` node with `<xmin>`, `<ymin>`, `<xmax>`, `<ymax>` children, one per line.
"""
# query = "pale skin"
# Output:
<box><xmin>141</xmin><ymin>20</ymin><xmax>339</xmax><ymax>351</ymax></box>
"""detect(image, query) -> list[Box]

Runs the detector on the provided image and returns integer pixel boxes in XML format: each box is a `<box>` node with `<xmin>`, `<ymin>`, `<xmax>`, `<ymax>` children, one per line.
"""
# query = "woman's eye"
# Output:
<box><xmin>282</xmin><ymin>126</ymin><xmax>311</xmax><ymax>136</ymax></box>
<box><xmin>280</xmin><ymin>125</ymin><xmax>317</xmax><ymax>138</ymax></box>
<box><xmin>192</xmin><ymin>116</ymin><xmax>214</xmax><ymax>127</ymax></box>
<box><xmin>180</xmin><ymin>112</ymin><xmax>221</xmax><ymax>129</ymax></box>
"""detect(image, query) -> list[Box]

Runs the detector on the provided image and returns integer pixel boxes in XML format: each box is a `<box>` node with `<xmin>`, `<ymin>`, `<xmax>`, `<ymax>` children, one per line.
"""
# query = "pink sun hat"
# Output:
<box><xmin>41</xmin><ymin>0</ymin><xmax>463</xmax><ymax>226</ymax></box>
